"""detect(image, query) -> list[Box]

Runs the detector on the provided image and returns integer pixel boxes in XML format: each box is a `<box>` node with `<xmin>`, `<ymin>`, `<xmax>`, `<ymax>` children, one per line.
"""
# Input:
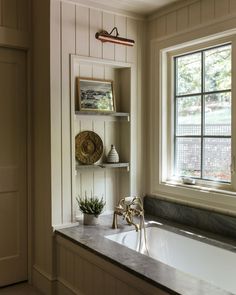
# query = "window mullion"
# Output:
<box><xmin>201</xmin><ymin>51</ymin><xmax>204</xmax><ymax>179</ymax></box>
<box><xmin>231</xmin><ymin>37</ymin><xmax>236</xmax><ymax>189</ymax></box>
<box><xmin>176</xmin><ymin>89</ymin><xmax>231</xmax><ymax>98</ymax></box>
<box><xmin>174</xmin><ymin>57</ymin><xmax>177</xmax><ymax>176</ymax></box>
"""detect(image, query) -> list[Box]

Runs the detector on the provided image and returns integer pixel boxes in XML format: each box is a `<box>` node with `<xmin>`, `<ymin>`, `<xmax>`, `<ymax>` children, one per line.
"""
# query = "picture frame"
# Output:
<box><xmin>78</xmin><ymin>77</ymin><xmax>116</xmax><ymax>112</ymax></box>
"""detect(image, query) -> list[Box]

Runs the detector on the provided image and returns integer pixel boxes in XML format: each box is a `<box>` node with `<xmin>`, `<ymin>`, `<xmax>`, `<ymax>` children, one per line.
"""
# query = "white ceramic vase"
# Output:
<box><xmin>107</xmin><ymin>145</ymin><xmax>119</xmax><ymax>163</ymax></box>
<box><xmin>83</xmin><ymin>213</ymin><xmax>99</xmax><ymax>225</ymax></box>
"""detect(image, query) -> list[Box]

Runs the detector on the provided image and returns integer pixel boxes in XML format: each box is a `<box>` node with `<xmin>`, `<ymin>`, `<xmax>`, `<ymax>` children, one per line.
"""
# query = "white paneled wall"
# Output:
<box><xmin>149</xmin><ymin>0</ymin><xmax>236</xmax><ymax>41</ymax></box>
<box><xmin>51</xmin><ymin>0</ymin><xmax>145</xmax><ymax>226</ymax></box>
<box><xmin>74</xmin><ymin>4</ymin><xmax>138</xmax><ymax>61</ymax></box>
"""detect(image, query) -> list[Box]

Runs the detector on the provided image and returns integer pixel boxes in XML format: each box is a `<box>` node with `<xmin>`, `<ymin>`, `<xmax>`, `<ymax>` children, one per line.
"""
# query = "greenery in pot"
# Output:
<box><xmin>76</xmin><ymin>194</ymin><xmax>106</xmax><ymax>218</ymax></box>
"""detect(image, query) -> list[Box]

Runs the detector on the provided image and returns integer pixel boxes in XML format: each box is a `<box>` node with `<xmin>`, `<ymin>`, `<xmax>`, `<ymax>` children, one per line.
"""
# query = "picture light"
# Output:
<box><xmin>95</xmin><ymin>27</ymin><xmax>135</xmax><ymax>46</ymax></box>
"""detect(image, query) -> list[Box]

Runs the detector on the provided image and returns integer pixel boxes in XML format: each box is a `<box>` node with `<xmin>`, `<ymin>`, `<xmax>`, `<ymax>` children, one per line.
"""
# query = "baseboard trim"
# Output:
<box><xmin>32</xmin><ymin>265</ymin><xmax>56</xmax><ymax>295</ymax></box>
<box><xmin>32</xmin><ymin>265</ymin><xmax>84</xmax><ymax>295</ymax></box>
<box><xmin>57</xmin><ymin>277</ymin><xmax>84</xmax><ymax>295</ymax></box>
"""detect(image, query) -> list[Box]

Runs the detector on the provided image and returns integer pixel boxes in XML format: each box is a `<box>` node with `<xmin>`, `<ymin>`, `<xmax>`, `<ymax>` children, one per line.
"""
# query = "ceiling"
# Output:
<box><xmin>87</xmin><ymin>0</ymin><xmax>182</xmax><ymax>16</ymax></box>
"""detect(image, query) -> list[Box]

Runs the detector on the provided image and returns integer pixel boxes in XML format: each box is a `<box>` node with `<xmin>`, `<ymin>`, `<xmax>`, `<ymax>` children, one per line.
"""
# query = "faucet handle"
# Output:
<box><xmin>124</xmin><ymin>196</ymin><xmax>134</xmax><ymax>205</ymax></box>
<box><xmin>114</xmin><ymin>205</ymin><xmax>123</xmax><ymax>212</ymax></box>
<box><xmin>126</xmin><ymin>196</ymin><xmax>143</xmax><ymax>209</ymax></box>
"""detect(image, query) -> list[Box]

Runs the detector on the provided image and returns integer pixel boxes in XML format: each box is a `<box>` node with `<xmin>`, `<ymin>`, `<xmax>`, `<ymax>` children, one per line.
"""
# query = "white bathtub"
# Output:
<box><xmin>106</xmin><ymin>223</ymin><xmax>236</xmax><ymax>294</ymax></box>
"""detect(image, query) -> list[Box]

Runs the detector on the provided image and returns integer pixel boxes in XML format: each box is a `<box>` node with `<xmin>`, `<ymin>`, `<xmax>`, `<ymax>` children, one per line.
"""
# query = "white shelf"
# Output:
<box><xmin>75</xmin><ymin>111</ymin><xmax>130</xmax><ymax>121</ymax></box>
<box><xmin>76</xmin><ymin>162</ymin><xmax>129</xmax><ymax>170</ymax></box>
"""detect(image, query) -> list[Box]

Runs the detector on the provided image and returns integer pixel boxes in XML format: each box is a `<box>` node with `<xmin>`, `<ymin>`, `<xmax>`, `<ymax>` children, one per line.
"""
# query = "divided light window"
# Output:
<box><xmin>174</xmin><ymin>44</ymin><xmax>232</xmax><ymax>183</ymax></box>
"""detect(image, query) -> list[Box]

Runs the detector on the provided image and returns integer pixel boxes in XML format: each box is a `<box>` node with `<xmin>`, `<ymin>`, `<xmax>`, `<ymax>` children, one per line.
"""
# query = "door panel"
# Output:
<box><xmin>0</xmin><ymin>193</ymin><xmax>18</xmax><ymax>258</ymax></box>
<box><xmin>0</xmin><ymin>48</ymin><xmax>27</xmax><ymax>286</ymax></box>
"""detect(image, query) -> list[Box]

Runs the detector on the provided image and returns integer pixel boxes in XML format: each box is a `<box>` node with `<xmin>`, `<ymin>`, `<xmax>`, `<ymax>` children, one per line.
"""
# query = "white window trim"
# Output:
<box><xmin>151</xmin><ymin>29</ymin><xmax>236</xmax><ymax>214</ymax></box>
<box><xmin>166</xmin><ymin>38</ymin><xmax>233</xmax><ymax>189</ymax></box>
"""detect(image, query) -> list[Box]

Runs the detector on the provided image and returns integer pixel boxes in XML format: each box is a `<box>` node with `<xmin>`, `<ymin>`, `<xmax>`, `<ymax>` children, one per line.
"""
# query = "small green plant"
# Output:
<box><xmin>76</xmin><ymin>193</ymin><xmax>105</xmax><ymax>217</ymax></box>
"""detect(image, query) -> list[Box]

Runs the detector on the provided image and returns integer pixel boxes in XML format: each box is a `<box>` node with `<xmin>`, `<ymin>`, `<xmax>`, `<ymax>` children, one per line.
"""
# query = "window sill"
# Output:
<box><xmin>164</xmin><ymin>180</ymin><xmax>236</xmax><ymax>197</ymax></box>
<box><xmin>153</xmin><ymin>180</ymin><xmax>236</xmax><ymax>217</ymax></box>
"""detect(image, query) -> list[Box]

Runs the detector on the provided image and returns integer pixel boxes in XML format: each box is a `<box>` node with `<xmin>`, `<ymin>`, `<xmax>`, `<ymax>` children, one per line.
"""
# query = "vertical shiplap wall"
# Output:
<box><xmin>149</xmin><ymin>0</ymin><xmax>235</xmax><ymax>40</ymax></box>
<box><xmin>51</xmin><ymin>0</ymin><xmax>145</xmax><ymax>226</ymax></box>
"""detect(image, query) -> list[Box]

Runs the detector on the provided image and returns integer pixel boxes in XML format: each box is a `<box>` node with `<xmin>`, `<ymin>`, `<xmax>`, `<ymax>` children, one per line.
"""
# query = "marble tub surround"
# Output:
<box><xmin>56</xmin><ymin>215</ymin><xmax>234</xmax><ymax>295</ymax></box>
<box><xmin>144</xmin><ymin>195</ymin><xmax>236</xmax><ymax>240</ymax></box>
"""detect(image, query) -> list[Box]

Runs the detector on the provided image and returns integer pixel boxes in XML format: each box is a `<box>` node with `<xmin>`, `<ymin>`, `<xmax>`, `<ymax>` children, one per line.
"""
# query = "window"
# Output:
<box><xmin>174</xmin><ymin>44</ymin><xmax>232</xmax><ymax>183</ymax></box>
<box><xmin>154</xmin><ymin>32</ymin><xmax>236</xmax><ymax>210</ymax></box>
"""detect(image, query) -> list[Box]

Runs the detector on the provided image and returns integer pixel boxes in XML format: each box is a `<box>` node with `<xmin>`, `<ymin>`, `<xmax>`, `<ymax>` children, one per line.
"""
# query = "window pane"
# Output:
<box><xmin>203</xmin><ymin>138</ymin><xmax>231</xmax><ymax>182</ymax></box>
<box><xmin>176</xmin><ymin>53</ymin><xmax>201</xmax><ymax>95</ymax></box>
<box><xmin>205</xmin><ymin>92</ymin><xmax>231</xmax><ymax>136</ymax></box>
<box><xmin>176</xmin><ymin>96</ymin><xmax>201</xmax><ymax>135</ymax></box>
<box><xmin>175</xmin><ymin>138</ymin><xmax>201</xmax><ymax>178</ymax></box>
<box><xmin>204</xmin><ymin>45</ymin><xmax>231</xmax><ymax>92</ymax></box>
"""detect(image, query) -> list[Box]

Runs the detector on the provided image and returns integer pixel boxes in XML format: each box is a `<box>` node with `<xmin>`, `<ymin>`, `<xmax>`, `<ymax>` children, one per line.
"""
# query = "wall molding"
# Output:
<box><xmin>59</xmin><ymin>0</ymin><xmax>145</xmax><ymax>20</ymax></box>
<box><xmin>151</xmin><ymin>10</ymin><xmax>236</xmax><ymax>44</ymax></box>
<box><xmin>148</xmin><ymin>0</ymin><xmax>198</xmax><ymax>21</ymax></box>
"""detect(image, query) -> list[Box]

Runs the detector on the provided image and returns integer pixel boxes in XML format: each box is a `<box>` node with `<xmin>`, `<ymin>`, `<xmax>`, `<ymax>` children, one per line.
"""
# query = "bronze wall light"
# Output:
<box><xmin>95</xmin><ymin>27</ymin><xmax>135</xmax><ymax>47</ymax></box>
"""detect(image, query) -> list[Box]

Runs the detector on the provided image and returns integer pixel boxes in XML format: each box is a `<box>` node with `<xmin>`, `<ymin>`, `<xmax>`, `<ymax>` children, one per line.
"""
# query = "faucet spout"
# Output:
<box><xmin>127</xmin><ymin>218</ymin><xmax>140</xmax><ymax>231</ymax></box>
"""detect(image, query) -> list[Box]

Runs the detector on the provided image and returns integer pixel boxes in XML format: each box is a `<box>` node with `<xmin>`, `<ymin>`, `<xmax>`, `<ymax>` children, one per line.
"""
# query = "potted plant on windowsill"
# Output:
<box><xmin>76</xmin><ymin>194</ymin><xmax>106</xmax><ymax>225</ymax></box>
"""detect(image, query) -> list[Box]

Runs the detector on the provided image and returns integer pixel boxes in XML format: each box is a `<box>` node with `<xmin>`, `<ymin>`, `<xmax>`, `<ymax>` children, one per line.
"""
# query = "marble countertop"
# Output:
<box><xmin>55</xmin><ymin>215</ymin><xmax>235</xmax><ymax>295</ymax></box>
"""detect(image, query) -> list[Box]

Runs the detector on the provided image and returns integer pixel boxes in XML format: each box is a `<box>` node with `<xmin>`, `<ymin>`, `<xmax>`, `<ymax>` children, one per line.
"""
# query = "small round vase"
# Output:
<box><xmin>83</xmin><ymin>213</ymin><xmax>99</xmax><ymax>225</ymax></box>
<box><xmin>107</xmin><ymin>145</ymin><xmax>119</xmax><ymax>163</ymax></box>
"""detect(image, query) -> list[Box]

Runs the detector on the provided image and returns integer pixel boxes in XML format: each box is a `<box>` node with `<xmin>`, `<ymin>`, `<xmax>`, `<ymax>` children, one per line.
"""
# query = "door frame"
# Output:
<box><xmin>26</xmin><ymin>48</ymin><xmax>32</xmax><ymax>284</ymax></box>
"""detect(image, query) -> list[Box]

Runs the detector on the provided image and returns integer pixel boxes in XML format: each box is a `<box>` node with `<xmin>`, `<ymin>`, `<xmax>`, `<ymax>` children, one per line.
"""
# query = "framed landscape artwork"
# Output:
<box><xmin>78</xmin><ymin>77</ymin><xmax>115</xmax><ymax>112</ymax></box>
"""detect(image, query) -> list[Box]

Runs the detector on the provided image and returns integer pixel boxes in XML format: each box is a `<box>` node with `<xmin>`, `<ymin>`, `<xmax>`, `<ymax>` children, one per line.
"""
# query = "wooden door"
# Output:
<box><xmin>0</xmin><ymin>48</ymin><xmax>27</xmax><ymax>286</ymax></box>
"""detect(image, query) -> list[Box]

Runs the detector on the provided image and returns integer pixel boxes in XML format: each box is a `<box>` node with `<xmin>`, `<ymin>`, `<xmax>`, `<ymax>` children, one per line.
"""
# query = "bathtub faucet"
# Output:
<box><xmin>112</xmin><ymin>196</ymin><xmax>144</xmax><ymax>232</ymax></box>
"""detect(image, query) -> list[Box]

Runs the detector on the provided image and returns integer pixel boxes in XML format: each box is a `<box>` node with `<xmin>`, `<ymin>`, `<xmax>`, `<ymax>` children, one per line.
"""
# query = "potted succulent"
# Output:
<box><xmin>76</xmin><ymin>194</ymin><xmax>106</xmax><ymax>225</ymax></box>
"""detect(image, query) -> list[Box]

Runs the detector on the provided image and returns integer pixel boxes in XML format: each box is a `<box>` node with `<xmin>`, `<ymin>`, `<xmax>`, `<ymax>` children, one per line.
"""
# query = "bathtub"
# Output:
<box><xmin>106</xmin><ymin>222</ymin><xmax>236</xmax><ymax>294</ymax></box>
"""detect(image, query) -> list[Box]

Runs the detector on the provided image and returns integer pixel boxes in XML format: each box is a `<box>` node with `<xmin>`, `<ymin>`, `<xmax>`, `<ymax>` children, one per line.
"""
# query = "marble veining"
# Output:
<box><xmin>56</xmin><ymin>215</ymin><xmax>235</xmax><ymax>295</ymax></box>
<box><xmin>144</xmin><ymin>195</ymin><xmax>236</xmax><ymax>240</ymax></box>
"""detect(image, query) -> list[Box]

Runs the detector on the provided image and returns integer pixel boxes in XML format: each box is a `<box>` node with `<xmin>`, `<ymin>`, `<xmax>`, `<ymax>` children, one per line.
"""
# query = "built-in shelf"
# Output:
<box><xmin>76</xmin><ymin>162</ymin><xmax>129</xmax><ymax>170</ymax></box>
<box><xmin>75</xmin><ymin>111</ymin><xmax>130</xmax><ymax>121</ymax></box>
<box><xmin>71</xmin><ymin>56</ymin><xmax>133</xmax><ymax>216</ymax></box>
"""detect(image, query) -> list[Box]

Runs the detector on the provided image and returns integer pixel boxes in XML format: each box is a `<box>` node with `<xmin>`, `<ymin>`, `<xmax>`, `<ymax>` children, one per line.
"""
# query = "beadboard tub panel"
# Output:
<box><xmin>56</xmin><ymin>235</ymin><xmax>168</xmax><ymax>295</ymax></box>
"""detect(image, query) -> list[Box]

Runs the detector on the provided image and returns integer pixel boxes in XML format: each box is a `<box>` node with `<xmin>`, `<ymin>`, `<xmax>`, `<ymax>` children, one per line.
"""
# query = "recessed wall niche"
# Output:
<box><xmin>70</xmin><ymin>55</ymin><xmax>136</xmax><ymax>220</ymax></box>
